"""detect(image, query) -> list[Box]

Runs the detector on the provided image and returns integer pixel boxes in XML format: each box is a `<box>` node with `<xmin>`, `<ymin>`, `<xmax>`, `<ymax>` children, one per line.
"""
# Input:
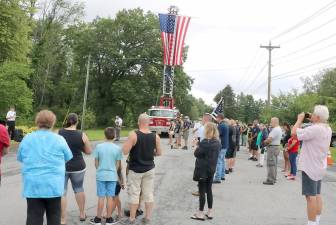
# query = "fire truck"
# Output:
<box><xmin>148</xmin><ymin>97</ymin><xmax>179</xmax><ymax>134</ymax></box>
<box><xmin>148</xmin><ymin>6</ymin><xmax>189</xmax><ymax>134</ymax></box>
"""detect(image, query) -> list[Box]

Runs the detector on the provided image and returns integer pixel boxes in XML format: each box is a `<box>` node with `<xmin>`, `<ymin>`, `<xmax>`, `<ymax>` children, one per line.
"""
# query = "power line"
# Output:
<box><xmin>244</xmin><ymin>63</ymin><xmax>268</xmax><ymax>94</ymax></box>
<box><xmin>273</xmin><ymin>62</ymin><xmax>336</xmax><ymax>81</ymax></box>
<box><xmin>238</xmin><ymin>50</ymin><xmax>266</xmax><ymax>91</ymax></box>
<box><xmin>273</xmin><ymin>42</ymin><xmax>336</xmax><ymax>65</ymax></box>
<box><xmin>280</xmin><ymin>16</ymin><xmax>336</xmax><ymax>45</ymax></box>
<box><xmin>273</xmin><ymin>31</ymin><xmax>336</xmax><ymax>60</ymax></box>
<box><xmin>273</xmin><ymin>56</ymin><xmax>336</xmax><ymax>79</ymax></box>
<box><xmin>271</xmin><ymin>0</ymin><xmax>336</xmax><ymax>40</ymax></box>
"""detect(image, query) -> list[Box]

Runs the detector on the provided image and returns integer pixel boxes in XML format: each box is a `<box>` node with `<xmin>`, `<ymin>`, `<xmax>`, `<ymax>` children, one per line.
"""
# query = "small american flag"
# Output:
<box><xmin>159</xmin><ymin>13</ymin><xmax>191</xmax><ymax>66</ymax></box>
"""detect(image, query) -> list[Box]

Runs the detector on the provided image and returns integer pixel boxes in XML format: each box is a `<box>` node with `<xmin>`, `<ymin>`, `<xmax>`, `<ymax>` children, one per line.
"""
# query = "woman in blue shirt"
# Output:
<box><xmin>17</xmin><ymin>110</ymin><xmax>73</xmax><ymax>225</ymax></box>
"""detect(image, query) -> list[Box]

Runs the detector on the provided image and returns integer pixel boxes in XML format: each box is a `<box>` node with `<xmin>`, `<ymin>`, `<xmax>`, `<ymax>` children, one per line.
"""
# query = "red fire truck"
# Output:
<box><xmin>148</xmin><ymin>97</ymin><xmax>179</xmax><ymax>134</ymax></box>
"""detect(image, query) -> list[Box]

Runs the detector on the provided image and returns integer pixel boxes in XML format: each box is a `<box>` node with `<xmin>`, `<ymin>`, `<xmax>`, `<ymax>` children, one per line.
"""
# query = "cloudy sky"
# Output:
<box><xmin>83</xmin><ymin>0</ymin><xmax>336</xmax><ymax>104</ymax></box>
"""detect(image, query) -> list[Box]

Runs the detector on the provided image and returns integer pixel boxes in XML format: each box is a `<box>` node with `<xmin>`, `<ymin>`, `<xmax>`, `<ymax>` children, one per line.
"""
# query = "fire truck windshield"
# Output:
<box><xmin>149</xmin><ymin>109</ymin><xmax>175</xmax><ymax>118</ymax></box>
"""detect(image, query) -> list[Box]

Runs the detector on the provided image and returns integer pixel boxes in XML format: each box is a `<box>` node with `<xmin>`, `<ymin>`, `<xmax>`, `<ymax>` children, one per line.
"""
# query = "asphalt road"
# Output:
<box><xmin>1</xmin><ymin>139</ymin><xmax>336</xmax><ymax>225</ymax></box>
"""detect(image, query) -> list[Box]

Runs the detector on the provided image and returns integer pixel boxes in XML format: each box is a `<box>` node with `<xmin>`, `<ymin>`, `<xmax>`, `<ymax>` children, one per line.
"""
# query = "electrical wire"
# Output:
<box><xmin>273</xmin><ymin>31</ymin><xmax>336</xmax><ymax>60</ymax></box>
<box><xmin>273</xmin><ymin>42</ymin><xmax>336</xmax><ymax>65</ymax></box>
<box><xmin>273</xmin><ymin>56</ymin><xmax>336</xmax><ymax>79</ymax></box>
<box><xmin>279</xmin><ymin>16</ymin><xmax>336</xmax><ymax>45</ymax></box>
<box><xmin>244</xmin><ymin>63</ymin><xmax>268</xmax><ymax>93</ymax></box>
<box><xmin>270</xmin><ymin>0</ymin><xmax>336</xmax><ymax>40</ymax></box>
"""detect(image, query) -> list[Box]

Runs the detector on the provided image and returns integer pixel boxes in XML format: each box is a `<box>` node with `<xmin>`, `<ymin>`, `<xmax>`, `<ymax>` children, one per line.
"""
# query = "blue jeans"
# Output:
<box><xmin>289</xmin><ymin>152</ymin><xmax>298</xmax><ymax>176</ymax></box>
<box><xmin>214</xmin><ymin>148</ymin><xmax>227</xmax><ymax>181</ymax></box>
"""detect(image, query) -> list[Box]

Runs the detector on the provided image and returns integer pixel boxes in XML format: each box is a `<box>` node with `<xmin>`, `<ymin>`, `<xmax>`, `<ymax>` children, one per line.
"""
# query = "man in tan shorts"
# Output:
<box><xmin>122</xmin><ymin>113</ymin><xmax>162</xmax><ymax>225</ymax></box>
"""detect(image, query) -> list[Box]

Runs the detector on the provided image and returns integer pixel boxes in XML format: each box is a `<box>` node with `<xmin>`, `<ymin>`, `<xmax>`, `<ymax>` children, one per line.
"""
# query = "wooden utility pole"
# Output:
<box><xmin>81</xmin><ymin>54</ymin><xmax>91</xmax><ymax>131</ymax></box>
<box><xmin>260</xmin><ymin>42</ymin><xmax>280</xmax><ymax>106</ymax></box>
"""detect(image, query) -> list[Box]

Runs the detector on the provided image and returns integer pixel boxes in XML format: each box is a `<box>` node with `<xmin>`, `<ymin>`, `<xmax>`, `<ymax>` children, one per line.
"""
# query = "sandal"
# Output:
<box><xmin>191</xmin><ymin>214</ymin><xmax>205</xmax><ymax>221</ymax></box>
<box><xmin>79</xmin><ymin>214</ymin><xmax>87</xmax><ymax>222</ymax></box>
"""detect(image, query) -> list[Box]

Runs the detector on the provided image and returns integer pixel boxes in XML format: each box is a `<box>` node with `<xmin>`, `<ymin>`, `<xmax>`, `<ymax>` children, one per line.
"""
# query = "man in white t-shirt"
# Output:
<box><xmin>115</xmin><ymin>116</ymin><xmax>123</xmax><ymax>141</ymax></box>
<box><xmin>6</xmin><ymin>107</ymin><xmax>16</xmax><ymax>140</ymax></box>
<box><xmin>263</xmin><ymin>117</ymin><xmax>282</xmax><ymax>185</ymax></box>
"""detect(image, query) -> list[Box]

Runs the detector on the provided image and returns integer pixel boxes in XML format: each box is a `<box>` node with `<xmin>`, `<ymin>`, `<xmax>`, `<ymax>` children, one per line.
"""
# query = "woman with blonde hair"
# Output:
<box><xmin>191</xmin><ymin>122</ymin><xmax>221</xmax><ymax>221</ymax></box>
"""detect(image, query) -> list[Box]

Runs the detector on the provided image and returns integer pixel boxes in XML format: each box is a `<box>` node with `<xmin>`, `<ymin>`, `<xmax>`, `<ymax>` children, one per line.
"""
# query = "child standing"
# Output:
<box><xmin>286</xmin><ymin>133</ymin><xmax>299</xmax><ymax>180</ymax></box>
<box><xmin>90</xmin><ymin>127</ymin><xmax>122</xmax><ymax>225</ymax></box>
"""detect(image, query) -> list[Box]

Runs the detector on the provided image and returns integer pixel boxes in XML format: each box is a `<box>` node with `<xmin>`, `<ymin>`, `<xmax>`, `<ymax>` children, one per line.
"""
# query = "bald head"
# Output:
<box><xmin>138</xmin><ymin>113</ymin><xmax>150</xmax><ymax>127</ymax></box>
<box><xmin>271</xmin><ymin>117</ymin><xmax>279</xmax><ymax>127</ymax></box>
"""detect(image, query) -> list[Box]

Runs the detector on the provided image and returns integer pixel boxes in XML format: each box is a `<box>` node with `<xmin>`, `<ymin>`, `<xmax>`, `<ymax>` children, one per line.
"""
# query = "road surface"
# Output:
<box><xmin>1</xmin><ymin>139</ymin><xmax>336</xmax><ymax>225</ymax></box>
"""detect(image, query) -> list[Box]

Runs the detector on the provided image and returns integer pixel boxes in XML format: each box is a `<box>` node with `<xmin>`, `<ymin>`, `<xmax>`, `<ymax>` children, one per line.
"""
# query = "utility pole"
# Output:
<box><xmin>81</xmin><ymin>54</ymin><xmax>91</xmax><ymax>131</ymax></box>
<box><xmin>260</xmin><ymin>41</ymin><xmax>280</xmax><ymax>106</ymax></box>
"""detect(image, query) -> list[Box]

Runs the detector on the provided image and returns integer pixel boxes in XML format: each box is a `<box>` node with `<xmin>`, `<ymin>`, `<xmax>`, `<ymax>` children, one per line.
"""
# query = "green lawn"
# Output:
<box><xmin>84</xmin><ymin>128</ymin><xmax>133</xmax><ymax>141</ymax></box>
<box><xmin>331</xmin><ymin>147</ymin><xmax>336</xmax><ymax>161</ymax></box>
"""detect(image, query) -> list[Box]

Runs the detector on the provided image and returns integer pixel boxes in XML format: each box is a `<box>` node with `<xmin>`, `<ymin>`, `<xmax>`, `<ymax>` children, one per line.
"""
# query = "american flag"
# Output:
<box><xmin>211</xmin><ymin>97</ymin><xmax>224</xmax><ymax>119</ymax></box>
<box><xmin>159</xmin><ymin>13</ymin><xmax>191</xmax><ymax>66</ymax></box>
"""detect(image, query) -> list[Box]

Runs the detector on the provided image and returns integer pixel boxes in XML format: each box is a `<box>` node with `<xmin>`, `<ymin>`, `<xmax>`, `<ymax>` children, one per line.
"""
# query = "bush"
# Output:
<box><xmin>80</xmin><ymin>109</ymin><xmax>96</xmax><ymax>129</ymax></box>
<box><xmin>16</xmin><ymin>125</ymin><xmax>38</xmax><ymax>135</ymax></box>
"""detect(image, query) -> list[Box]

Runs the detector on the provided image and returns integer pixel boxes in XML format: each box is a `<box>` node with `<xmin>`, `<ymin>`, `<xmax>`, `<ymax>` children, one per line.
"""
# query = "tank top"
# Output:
<box><xmin>128</xmin><ymin>130</ymin><xmax>156</xmax><ymax>173</ymax></box>
<box><xmin>58</xmin><ymin>129</ymin><xmax>86</xmax><ymax>172</ymax></box>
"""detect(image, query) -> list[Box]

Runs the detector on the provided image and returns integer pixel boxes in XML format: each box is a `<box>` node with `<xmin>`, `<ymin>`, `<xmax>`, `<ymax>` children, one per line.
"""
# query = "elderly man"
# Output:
<box><xmin>122</xmin><ymin>113</ymin><xmax>162</xmax><ymax>225</ymax></box>
<box><xmin>292</xmin><ymin>106</ymin><xmax>332</xmax><ymax>225</ymax></box>
<box><xmin>263</xmin><ymin>117</ymin><xmax>282</xmax><ymax>185</ymax></box>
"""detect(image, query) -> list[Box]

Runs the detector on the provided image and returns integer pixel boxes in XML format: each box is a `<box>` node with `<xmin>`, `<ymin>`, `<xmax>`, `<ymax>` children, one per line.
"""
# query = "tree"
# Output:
<box><xmin>214</xmin><ymin>85</ymin><xmax>236</xmax><ymax>119</ymax></box>
<box><xmin>0</xmin><ymin>0</ymin><xmax>33</xmax><ymax>63</ymax></box>
<box><xmin>0</xmin><ymin>62</ymin><xmax>33</xmax><ymax>116</ymax></box>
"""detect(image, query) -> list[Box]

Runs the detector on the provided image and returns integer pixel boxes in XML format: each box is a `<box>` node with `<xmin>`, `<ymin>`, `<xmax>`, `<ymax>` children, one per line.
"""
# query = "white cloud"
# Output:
<box><xmin>82</xmin><ymin>0</ymin><xmax>336</xmax><ymax>104</ymax></box>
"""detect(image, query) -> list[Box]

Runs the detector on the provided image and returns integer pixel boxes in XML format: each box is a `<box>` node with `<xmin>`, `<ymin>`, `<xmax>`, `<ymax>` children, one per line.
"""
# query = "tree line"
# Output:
<box><xmin>0</xmin><ymin>0</ymin><xmax>211</xmax><ymax>128</ymax></box>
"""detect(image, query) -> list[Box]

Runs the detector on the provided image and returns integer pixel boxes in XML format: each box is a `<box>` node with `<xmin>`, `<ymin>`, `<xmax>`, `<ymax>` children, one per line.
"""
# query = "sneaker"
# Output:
<box><xmin>287</xmin><ymin>175</ymin><xmax>296</xmax><ymax>180</ymax></box>
<box><xmin>106</xmin><ymin>217</ymin><xmax>117</xmax><ymax>225</ymax></box>
<box><xmin>248</xmin><ymin>157</ymin><xmax>254</xmax><ymax>160</ymax></box>
<box><xmin>221</xmin><ymin>177</ymin><xmax>225</xmax><ymax>181</ymax></box>
<box><xmin>212</xmin><ymin>180</ymin><xmax>221</xmax><ymax>184</ymax></box>
<box><xmin>141</xmin><ymin>218</ymin><xmax>151</xmax><ymax>224</ymax></box>
<box><xmin>229</xmin><ymin>168</ymin><xmax>233</xmax><ymax>173</ymax></box>
<box><xmin>256</xmin><ymin>164</ymin><xmax>263</xmax><ymax>167</ymax></box>
<box><xmin>252</xmin><ymin>157</ymin><xmax>258</xmax><ymax>161</ymax></box>
<box><xmin>90</xmin><ymin>217</ymin><xmax>102</xmax><ymax>225</ymax></box>
<box><xmin>124</xmin><ymin>209</ymin><xmax>143</xmax><ymax>218</ymax></box>
<box><xmin>191</xmin><ymin>191</ymin><xmax>200</xmax><ymax>196</ymax></box>
<box><xmin>262</xmin><ymin>180</ymin><xmax>275</xmax><ymax>185</ymax></box>
<box><xmin>225</xmin><ymin>170</ymin><xmax>230</xmax><ymax>174</ymax></box>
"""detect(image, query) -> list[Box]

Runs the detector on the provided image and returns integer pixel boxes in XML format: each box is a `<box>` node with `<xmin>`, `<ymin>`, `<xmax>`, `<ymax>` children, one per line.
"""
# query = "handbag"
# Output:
<box><xmin>193</xmin><ymin>153</ymin><xmax>209</xmax><ymax>181</ymax></box>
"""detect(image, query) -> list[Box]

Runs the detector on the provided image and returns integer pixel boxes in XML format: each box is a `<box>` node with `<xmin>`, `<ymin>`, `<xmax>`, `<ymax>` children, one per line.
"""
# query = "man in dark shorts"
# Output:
<box><xmin>292</xmin><ymin>106</ymin><xmax>332</xmax><ymax>225</ymax></box>
<box><xmin>225</xmin><ymin>119</ymin><xmax>236</xmax><ymax>173</ymax></box>
<box><xmin>249</xmin><ymin>120</ymin><xmax>259</xmax><ymax>161</ymax></box>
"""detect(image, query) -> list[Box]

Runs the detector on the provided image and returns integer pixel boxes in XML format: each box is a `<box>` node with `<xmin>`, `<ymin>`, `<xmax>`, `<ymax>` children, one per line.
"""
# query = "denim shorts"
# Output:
<box><xmin>64</xmin><ymin>170</ymin><xmax>86</xmax><ymax>194</ymax></box>
<box><xmin>96</xmin><ymin>180</ymin><xmax>117</xmax><ymax>197</ymax></box>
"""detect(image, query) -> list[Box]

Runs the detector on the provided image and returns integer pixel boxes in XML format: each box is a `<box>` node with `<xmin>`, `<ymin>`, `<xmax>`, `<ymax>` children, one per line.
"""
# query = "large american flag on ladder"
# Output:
<box><xmin>159</xmin><ymin>13</ymin><xmax>191</xmax><ymax>66</ymax></box>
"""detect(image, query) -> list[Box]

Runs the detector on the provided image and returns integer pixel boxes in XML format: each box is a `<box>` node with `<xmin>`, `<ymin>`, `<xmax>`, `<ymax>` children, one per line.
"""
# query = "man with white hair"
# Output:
<box><xmin>122</xmin><ymin>113</ymin><xmax>162</xmax><ymax>225</ymax></box>
<box><xmin>292</xmin><ymin>105</ymin><xmax>332</xmax><ymax>225</ymax></box>
<box><xmin>115</xmin><ymin>116</ymin><xmax>123</xmax><ymax>141</ymax></box>
<box><xmin>263</xmin><ymin>117</ymin><xmax>282</xmax><ymax>185</ymax></box>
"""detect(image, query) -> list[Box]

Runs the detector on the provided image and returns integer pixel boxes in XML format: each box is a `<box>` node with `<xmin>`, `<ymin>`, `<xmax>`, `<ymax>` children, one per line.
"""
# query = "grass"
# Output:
<box><xmin>331</xmin><ymin>147</ymin><xmax>336</xmax><ymax>161</ymax></box>
<box><xmin>85</xmin><ymin>128</ymin><xmax>133</xmax><ymax>141</ymax></box>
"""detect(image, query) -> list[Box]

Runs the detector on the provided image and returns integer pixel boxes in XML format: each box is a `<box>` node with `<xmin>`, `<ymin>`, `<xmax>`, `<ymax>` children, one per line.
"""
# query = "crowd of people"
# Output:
<box><xmin>189</xmin><ymin>105</ymin><xmax>332</xmax><ymax>225</ymax></box>
<box><xmin>0</xmin><ymin>104</ymin><xmax>333</xmax><ymax>225</ymax></box>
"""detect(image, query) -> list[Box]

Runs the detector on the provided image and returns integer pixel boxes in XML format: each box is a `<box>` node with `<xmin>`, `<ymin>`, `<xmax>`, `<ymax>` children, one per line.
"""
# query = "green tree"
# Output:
<box><xmin>214</xmin><ymin>85</ymin><xmax>236</xmax><ymax>119</ymax></box>
<box><xmin>0</xmin><ymin>62</ymin><xmax>33</xmax><ymax>115</ymax></box>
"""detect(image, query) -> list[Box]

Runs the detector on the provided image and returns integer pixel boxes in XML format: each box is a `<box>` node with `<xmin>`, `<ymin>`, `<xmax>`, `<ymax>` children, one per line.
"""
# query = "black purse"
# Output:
<box><xmin>193</xmin><ymin>153</ymin><xmax>209</xmax><ymax>181</ymax></box>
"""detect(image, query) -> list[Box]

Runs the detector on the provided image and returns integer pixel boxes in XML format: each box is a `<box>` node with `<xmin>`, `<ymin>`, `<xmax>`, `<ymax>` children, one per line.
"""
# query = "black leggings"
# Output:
<box><xmin>198</xmin><ymin>179</ymin><xmax>213</xmax><ymax>211</ymax></box>
<box><xmin>26</xmin><ymin>197</ymin><xmax>61</xmax><ymax>225</ymax></box>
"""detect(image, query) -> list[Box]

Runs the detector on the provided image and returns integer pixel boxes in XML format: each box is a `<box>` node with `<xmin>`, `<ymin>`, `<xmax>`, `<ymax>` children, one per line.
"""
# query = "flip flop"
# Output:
<box><xmin>205</xmin><ymin>214</ymin><xmax>213</xmax><ymax>220</ymax></box>
<box><xmin>191</xmin><ymin>214</ymin><xmax>205</xmax><ymax>221</ymax></box>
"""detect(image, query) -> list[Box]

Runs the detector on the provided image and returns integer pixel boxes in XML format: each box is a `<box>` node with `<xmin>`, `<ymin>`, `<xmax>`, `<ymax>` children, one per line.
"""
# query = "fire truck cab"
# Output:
<box><xmin>148</xmin><ymin>106</ymin><xmax>178</xmax><ymax>135</ymax></box>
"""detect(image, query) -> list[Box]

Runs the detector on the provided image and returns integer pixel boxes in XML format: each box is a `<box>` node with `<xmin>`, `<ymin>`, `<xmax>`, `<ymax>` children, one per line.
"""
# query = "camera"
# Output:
<box><xmin>304</xmin><ymin>112</ymin><xmax>311</xmax><ymax>119</ymax></box>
